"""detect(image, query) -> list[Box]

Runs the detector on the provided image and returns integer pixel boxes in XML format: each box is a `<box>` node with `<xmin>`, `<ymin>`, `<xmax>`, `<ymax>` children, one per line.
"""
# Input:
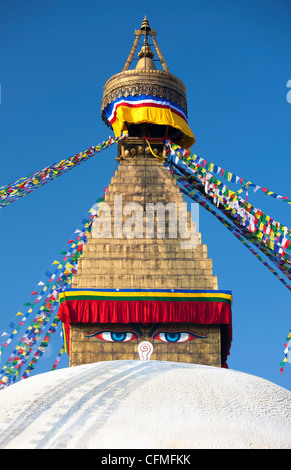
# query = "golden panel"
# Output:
<box><xmin>70</xmin><ymin>323</ymin><xmax>221</xmax><ymax>368</ymax></box>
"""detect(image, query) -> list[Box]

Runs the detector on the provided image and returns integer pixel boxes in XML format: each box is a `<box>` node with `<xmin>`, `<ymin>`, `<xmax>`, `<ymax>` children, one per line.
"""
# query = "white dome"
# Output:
<box><xmin>0</xmin><ymin>360</ymin><xmax>290</xmax><ymax>449</ymax></box>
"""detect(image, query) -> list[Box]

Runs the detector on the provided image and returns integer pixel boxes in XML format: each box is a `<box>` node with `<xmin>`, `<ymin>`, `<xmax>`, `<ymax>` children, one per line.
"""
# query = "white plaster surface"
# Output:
<box><xmin>0</xmin><ymin>360</ymin><xmax>290</xmax><ymax>449</ymax></box>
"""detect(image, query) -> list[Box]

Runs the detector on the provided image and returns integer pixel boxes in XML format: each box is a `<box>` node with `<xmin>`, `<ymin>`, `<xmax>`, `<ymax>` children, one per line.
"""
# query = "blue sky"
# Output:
<box><xmin>0</xmin><ymin>0</ymin><xmax>290</xmax><ymax>390</ymax></box>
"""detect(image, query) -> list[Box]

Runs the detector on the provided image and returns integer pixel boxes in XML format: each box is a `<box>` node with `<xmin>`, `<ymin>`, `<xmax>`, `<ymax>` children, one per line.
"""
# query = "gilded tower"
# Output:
<box><xmin>58</xmin><ymin>17</ymin><xmax>232</xmax><ymax>368</ymax></box>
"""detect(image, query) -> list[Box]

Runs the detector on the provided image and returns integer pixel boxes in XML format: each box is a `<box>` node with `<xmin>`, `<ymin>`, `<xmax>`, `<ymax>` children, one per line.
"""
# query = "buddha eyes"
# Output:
<box><xmin>85</xmin><ymin>329</ymin><xmax>207</xmax><ymax>343</ymax></box>
<box><xmin>153</xmin><ymin>332</ymin><xmax>194</xmax><ymax>343</ymax></box>
<box><xmin>152</xmin><ymin>331</ymin><xmax>208</xmax><ymax>343</ymax></box>
<box><xmin>84</xmin><ymin>330</ymin><xmax>138</xmax><ymax>342</ymax></box>
<box><xmin>99</xmin><ymin>332</ymin><xmax>138</xmax><ymax>342</ymax></box>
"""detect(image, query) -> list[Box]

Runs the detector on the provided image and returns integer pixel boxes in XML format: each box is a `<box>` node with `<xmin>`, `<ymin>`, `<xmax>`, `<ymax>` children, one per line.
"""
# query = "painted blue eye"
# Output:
<box><xmin>111</xmin><ymin>332</ymin><xmax>127</xmax><ymax>342</ymax></box>
<box><xmin>153</xmin><ymin>332</ymin><xmax>197</xmax><ymax>343</ymax></box>
<box><xmin>164</xmin><ymin>332</ymin><xmax>181</xmax><ymax>342</ymax></box>
<box><xmin>84</xmin><ymin>331</ymin><xmax>138</xmax><ymax>342</ymax></box>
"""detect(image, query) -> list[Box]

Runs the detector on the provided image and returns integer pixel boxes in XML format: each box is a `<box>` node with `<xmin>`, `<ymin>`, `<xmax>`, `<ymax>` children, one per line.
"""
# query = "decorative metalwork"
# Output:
<box><xmin>101</xmin><ymin>16</ymin><xmax>189</xmax><ymax>131</ymax></box>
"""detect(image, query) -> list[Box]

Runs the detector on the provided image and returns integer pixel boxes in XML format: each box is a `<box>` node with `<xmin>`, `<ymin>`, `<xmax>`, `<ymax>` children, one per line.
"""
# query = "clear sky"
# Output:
<box><xmin>0</xmin><ymin>0</ymin><xmax>290</xmax><ymax>390</ymax></box>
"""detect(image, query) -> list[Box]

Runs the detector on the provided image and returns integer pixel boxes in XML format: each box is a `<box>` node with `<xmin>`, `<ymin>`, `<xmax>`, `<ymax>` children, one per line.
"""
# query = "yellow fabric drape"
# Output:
<box><xmin>111</xmin><ymin>104</ymin><xmax>195</xmax><ymax>148</ymax></box>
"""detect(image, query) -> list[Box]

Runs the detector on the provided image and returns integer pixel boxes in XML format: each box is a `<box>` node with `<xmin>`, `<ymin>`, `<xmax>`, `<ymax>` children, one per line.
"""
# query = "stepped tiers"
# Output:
<box><xmin>73</xmin><ymin>143</ymin><xmax>218</xmax><ymax>291</ymax></box>
<box><xmin>65</xmin><ymin>140</ymin><xmax>232</xmax><ymax>369</ymax></box>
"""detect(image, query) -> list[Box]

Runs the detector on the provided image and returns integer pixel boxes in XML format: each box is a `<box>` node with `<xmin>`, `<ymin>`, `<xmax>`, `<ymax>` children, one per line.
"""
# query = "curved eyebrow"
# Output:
<box><xmin>84</xmin><ymin>324</ymin><xmax>143</xmax><ymax>338</ymax></box>
<box><xmin>148</xmin><ymin>324</ymin><xmax>164</xmax><ymax>337</ymax></box>
<box><xmin>127</xmin><ymin>324</ymin><xmax>143</xmax><ymax>337</ymax></box>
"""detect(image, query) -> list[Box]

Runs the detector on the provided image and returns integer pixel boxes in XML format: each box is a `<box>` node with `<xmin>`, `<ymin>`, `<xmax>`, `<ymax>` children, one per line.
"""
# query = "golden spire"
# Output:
<box><xmin>140</xmin><ymin>14</ymin><xmax>150</xmax><ymax>32</ymax></box>
<box><xmin>101</xmin><ymin>17</ymin><xmax>195</xmax><ymax>148</ymax></box>
<box><xmin>122</xmin><ymin>15</ymin><xmax>169</xmax><ymax>72</ymax></box>
<box><xmin>135</xmin><ymin>38</ymin><xmax>156</xmax><ymax>70</ymax></box>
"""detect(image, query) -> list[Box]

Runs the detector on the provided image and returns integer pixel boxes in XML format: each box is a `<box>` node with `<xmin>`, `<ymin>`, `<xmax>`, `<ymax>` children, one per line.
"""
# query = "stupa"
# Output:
<box><xmin>1</xmin><ymin>16</ymin><xmax>290</xmax><ymax>452</ymax></box>
<box><xmin>58</xmin><ymin>17</ymin><xmax>232</xmax><ymax>368</ymax></box>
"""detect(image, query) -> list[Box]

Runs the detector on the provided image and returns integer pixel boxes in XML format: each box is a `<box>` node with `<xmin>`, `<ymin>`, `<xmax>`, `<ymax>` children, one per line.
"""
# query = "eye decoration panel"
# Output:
<box><xmin>77</xmin><ymin>323</ymin><xmax>218</xmax><ymax>365</ymax></box>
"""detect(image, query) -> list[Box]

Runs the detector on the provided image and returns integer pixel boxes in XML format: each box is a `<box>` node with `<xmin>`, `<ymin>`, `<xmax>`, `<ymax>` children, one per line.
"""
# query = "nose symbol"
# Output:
<box><xmin>138</xmin><ymin>341</ymin><xmax>153</xmax><ymax>360</ymax></box>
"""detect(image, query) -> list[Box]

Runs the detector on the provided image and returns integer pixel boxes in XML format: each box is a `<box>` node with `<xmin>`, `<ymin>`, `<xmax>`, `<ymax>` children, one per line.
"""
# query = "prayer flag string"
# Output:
<box><xmin>160</xmin><ymin>141</ymin><xmax>291</xmax><ymax>374</ymax></box>
<box><xmin>0</xmin><ymin>134</ymin><xmax>125</xmax><ymax>210</ymax></box>
<box><xmin>21</xmin><ymin>317</ymin><xmax>62</xmax><ymax>380</ymax></box>
<box><xmin>169</xmin><ymin>142</ymin><xmax>291</xmax><ymax>204</ymax></box>
<box><xmin>51</xmin><ymin>344</ymin><xmax>65</xmax><ymax>371</ymax></box>
<box><xmin>175</xmin><ymin>172</ymin><xmax>291</xmax><ymax>291</ymax></box>
<box><xmin>164</xmin><ymin>142</ymin><xmax>291</xmax><ymax>280</ymax></box>
<box><xmin>0</xmin><ymin>188</ymin><xmax>107</xmax><ymax>388</ymax></box>
<box><xmin>173</xmin><ymin>168</ymin><xmax>291</xmax><ymax>283</ymax></box>
<box><xmin>280</xmin><ymin>331</ymin><xmax>291</xmax><ymax>374</ymax></box>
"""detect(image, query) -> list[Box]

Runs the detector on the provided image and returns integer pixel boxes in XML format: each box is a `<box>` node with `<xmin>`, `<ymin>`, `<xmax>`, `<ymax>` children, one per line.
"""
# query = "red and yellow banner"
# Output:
<box><xmin>102</xmin><ymin>94</ymin><xmax>195</xmax><ymax>148</ymax></box>
<box><xmin>58</xmin><ymin>288</ymin><xmax>232</xmax><ymax>361</ymax></box>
